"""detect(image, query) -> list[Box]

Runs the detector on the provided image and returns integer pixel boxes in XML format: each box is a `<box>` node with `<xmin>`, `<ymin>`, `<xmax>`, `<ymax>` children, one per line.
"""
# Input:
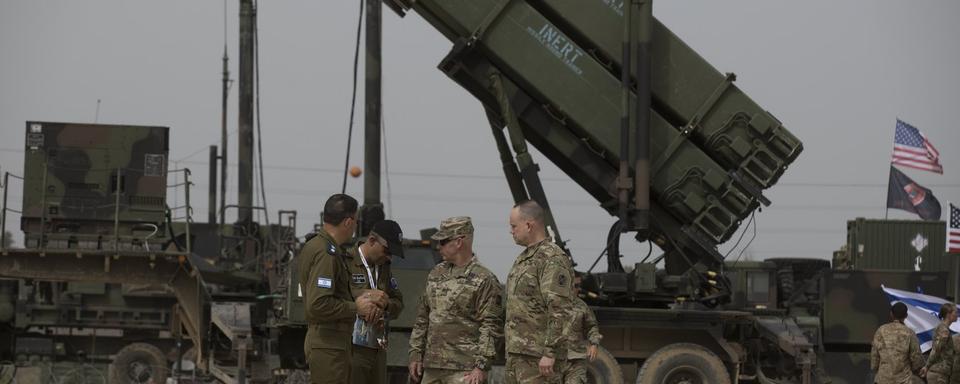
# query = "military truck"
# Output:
<box><xmin>373</xmin><ymin>0</ymin><xmax>824</xmax><ymax>382</ymax></box>
<box><xmin>0</xmin><ymin>122</ymin><xmax>442</xmax><ymax>383</ymax></box>
<box><xmin>2</xmin><ymin>1</ymin><xmax>946</xmax><ymax>383</ymax></box>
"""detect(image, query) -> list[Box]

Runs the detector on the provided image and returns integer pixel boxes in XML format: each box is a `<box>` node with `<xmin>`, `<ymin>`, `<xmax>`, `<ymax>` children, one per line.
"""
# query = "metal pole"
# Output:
<box><xmin>39</xmin><ymin>161</ymin><xmax>49</xmax><ymax>250</ymax></box>
<box><xmin>114</xmin><ymin>168</ymin><xmax>122</xmax><ymax>254</ymax></box>
<box><xmin>220</xmin><ymin>45</ymin><xmax>230</xmax><ymax>230</ymax></box>
<box><xmin>361</xmin><ymin>0</ymin><xmax>384</xmax><ymax>237</ymax></box>
<box><xmin>184</xmin><ymin>169</ymin><xmax>192</xmax><ymax>254</ymax></box>
<box><xmin>209</xmin><ymin>145</ymin><xmax>218</xmax><ymax>224</ymax></box>
<box><xmin>617</xmin><ymin>0</ymin><xmax>633</xmax><ymax>229</ymax></box>
<box><xmin>1</xmin><ymin>173</ymin><xmax>8</xmax><ymax>250</ymax></box>
<box><xmin>485</xmin><ymin>107</ymin><xmax>529</xmax><ymax>203</ymax></box>
<box><xmin>633</xmin><ymin>0</ymin><xmax>651</xmax><ymax>230</ymax></box>
<box><xmin>237</xmin><ymin>0</ymin><xmax>256</xmax><ymax>225</ymax></box>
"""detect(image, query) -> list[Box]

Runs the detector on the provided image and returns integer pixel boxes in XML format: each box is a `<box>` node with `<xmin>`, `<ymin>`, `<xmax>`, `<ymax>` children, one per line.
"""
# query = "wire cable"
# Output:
<box><xmin>731</xmin><ymin>211</ymin><xmax>758</xmax><ymax>266</ymax></box>
<box><xmin>382</xmin><ymin>108</ymin><xmax>393</xmax><ymax>218</ymax></box>
<box><xmin>722</xmin><ymin>211</ymin><xmax>754</xmax><ymax>260</ymax></box>
<box><xmin>341</xmin><ymin>0</ymin><xmax>365</xmax><ymax>194</ymax></box>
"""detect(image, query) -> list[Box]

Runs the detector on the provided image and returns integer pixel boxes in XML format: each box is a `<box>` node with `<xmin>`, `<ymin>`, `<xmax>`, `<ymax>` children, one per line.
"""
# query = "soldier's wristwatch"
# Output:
<box><xmin>474</xmin><ymin>361</ymin><xmax>487</xmax><ymax>371</ymax></box>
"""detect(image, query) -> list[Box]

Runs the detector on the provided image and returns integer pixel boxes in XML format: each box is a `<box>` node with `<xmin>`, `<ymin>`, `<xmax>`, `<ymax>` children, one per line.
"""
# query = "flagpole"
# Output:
<box><xmin>885</xmin><ymin>165</ymin><xmax>892</xmax><ymax>219</ymax></box>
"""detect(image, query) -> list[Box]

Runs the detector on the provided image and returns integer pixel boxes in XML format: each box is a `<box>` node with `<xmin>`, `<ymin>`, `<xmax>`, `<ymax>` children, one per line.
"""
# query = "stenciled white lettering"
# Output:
<box><xmin>526</xmin><ymin>23</ymin><xmax>585</xmax><ymax>76</ymax></box>
<box><xmin>602</xmin><ymin>0</ymin><xmax>625</xmax><ymax>17</ymax></box>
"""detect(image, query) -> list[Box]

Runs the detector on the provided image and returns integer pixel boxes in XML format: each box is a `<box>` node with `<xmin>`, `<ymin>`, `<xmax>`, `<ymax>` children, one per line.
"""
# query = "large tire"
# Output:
<box><xmin>587</xmin><ymin>346</ymin><xmax>624</xmax><ymax>384</ymax></box>
<box><xmin>637</xmin><ymin>343</ymin><xmax>729</xmax><ymax>384</ymax></box>
<box><xmin>109</xmin><ymin>342</ymin><xmax>169</xmax><ymax>384</ymax></box>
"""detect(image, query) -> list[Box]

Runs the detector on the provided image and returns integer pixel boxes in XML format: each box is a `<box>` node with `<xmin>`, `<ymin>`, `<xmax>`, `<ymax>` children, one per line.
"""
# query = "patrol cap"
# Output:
<box><xmin>371</xmin><ymin>220</ymin><xmax>405</xmax><ymax>259</ymax></box>
<box><xmin>430</xmin><ymin>216</ymin><xmax>474</xmax><ymax>241</ymax></box>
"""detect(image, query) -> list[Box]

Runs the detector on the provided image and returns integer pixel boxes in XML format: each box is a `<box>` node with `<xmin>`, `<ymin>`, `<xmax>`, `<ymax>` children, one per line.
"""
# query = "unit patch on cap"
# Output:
<box><xmin>317</xmin><ymin>277</ymin><xmax>333</xmax><ymax>289</ymax></box>
<box><xmin>352</xmin><ymin>274</ymin><xmax>367</xmax><ymax>284</ymax></box>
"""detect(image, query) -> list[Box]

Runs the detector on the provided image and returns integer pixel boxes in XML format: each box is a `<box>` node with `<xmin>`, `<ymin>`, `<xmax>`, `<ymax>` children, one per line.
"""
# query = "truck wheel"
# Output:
<box><xmin>587</xmin><ymin>346</ymin><xmax>623</xmax><ymax>384</ymax></box>
<box><xmin>637</xmin><ymin>343</ymin><xmax>729</xmax><ymax>384</ymax></box>
<box><xmin>109</xmin><ymin>342</ymin><xmax>169</xmax><ymax>384</ymax></box>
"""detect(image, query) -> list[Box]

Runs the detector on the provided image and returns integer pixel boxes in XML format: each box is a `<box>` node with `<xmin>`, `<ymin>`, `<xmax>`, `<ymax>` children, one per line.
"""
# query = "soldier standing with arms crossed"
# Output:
<box><xmin>347</xmin><ymin>219</ymin><xmax>406</xmax><ymax>384</ymax></box>
<box><xmin>871</xmin><ymin>302</ymin><xmax>923</xmax><ymax>383</ymax></box>
<box><xmin>505</xmin><ymin>200</ymin><xmax>576</xmax><ymax>383</ymax></box>
<box><xmin>408</xmin><ymin>217</ymin><xmax>504</xmax><ymax>384</ymax></box>
<box><xmin>561</xmin><ymin>273</ymin><xmax>602</xmax><ymax>384</ymax></box>
<box><xmin>298</xmin><ymin>194</ymin><xmax>387</xmax><ymax>384</ymax></box>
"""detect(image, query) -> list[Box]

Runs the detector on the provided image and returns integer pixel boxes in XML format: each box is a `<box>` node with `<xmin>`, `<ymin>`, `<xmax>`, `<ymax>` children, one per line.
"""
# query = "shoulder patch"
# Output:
<box><xmin>352</xmin><ymin>273</ymin><xmax>367</xmax><ymax>284</ymax></box>
<box><xmin>558</xmin><ymin>273</ymin><xmax>567</xmax><ymax>287</ymax></box>
<box><xmin>328</xmin><ymin>244</ymin><xmax>337</xmax><ymax>255</ymax></box>
<box><xmin>390</xmin><ymin>277</ymin><xmax>399</xmax><ymax>290</ymax></box>
<box><xmin>317</xmin><ymin>277</ymin><xmax>333</xmax><ymax>289</ymax></box>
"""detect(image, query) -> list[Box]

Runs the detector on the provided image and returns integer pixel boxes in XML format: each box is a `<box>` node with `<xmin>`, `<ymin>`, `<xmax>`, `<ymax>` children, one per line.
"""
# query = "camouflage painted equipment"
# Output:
<box><xmin>21</xmin><ymin>121</ymin><xmax>170</xmax><ymax>250</ymax></box>
<box><xmin>387</xmin><ymin>0</ymin><xmax>802</xmax><ymax>275</ymax></box>
<box><xmin>430</xmin><ymin>216</ymin><xmax>474</xmax><ymax>241</ymax></box>
<box><xmin>842</xmin><ymin>218</ymin><xmax>953</xmax><ymax>296</ymax></box>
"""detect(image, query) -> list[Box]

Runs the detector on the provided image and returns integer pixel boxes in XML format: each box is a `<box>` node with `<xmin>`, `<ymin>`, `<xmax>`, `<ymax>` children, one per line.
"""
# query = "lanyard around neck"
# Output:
<box><xmin>358</xmin><ymin>246</ymin><xmax>379</xmax><ymax>290</ymax></box>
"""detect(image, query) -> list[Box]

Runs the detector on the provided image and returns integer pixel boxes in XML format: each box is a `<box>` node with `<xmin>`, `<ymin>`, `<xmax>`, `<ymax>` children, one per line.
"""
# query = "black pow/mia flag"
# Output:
<box><xmin>887</xmin><ymin>166</ymin><xmax>941</xmax><ymax>220</ymax></box>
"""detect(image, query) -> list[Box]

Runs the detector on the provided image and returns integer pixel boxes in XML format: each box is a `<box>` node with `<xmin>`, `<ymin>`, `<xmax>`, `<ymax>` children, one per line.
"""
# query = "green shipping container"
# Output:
<box><xmin>846</xmin><ymin>218</ymin><xmax>954</xmax><ymax>297</ymax></box>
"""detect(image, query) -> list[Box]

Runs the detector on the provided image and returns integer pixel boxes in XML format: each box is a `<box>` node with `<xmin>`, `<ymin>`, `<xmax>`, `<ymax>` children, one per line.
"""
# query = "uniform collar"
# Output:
<box><xmin>318</xmin><ymin>228</ymin><xmax>351</xmax><ymax>258</ymax></box>
<box><xmin>446</xmin><ymin>255</ymin><xmax>477</xmax><ymax>277</ymax></box>
<box><xmin>518</xmin><ymin>238</ymin><xmax>551</xmax><ymax>263</ymax></box>
<box><xmin>350</xmin><ymin>244</ymin><xmax>370</xmax><ymax>266</ymax></box>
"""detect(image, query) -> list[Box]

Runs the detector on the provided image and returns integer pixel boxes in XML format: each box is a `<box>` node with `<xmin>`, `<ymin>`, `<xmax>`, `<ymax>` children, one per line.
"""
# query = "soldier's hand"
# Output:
<box><xmin>538</xmin><ymin>356</ymin><xmax>555</xmax><ymax>377</ymax></box>
<box><xmin>920</xmin><ymin>366</ymin><xmax>927</xmax><ymax>377</ymax></box>
<box><xmin>356</xmin><ymin>295</ymin><xmax>381</xmax><ymax>323</ymax></box>
<box><xmin>463</xmin><ymin>368</ymin><xmax>485</xmax><ymax>384</ymax></box>
<box><xmin>587</xmin><ymin>344</ymin><xmax>599</xmax><ymax>362</ymax></box>
<box><xmin>362</xmin><ymin>289</ymin><xmax>389</xmax><ymax>308</ymax></box>
<box><xmin>408</xmin><ymin>361</ymin><xmax>423</xmax><ymax>382</ymax></box>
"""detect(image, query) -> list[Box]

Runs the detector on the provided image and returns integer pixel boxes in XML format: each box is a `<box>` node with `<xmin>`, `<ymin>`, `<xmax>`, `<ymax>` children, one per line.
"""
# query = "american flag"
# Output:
<box><xmin>949</xmin><ymin>202</ymin><xmax>960</xmax><ymax>254</ymax></box>
<box><xmin>892</xmin><ymin>119</ymin><xmax>943</xmax><ymax>174</ymax></box>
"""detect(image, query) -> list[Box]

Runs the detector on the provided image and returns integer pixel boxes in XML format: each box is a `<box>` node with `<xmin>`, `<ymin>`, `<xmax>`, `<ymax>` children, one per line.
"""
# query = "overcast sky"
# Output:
<box><xmin>2</xmin><ymin>1</ymin><xmax>959</xmax><ymax>279</ymax></box>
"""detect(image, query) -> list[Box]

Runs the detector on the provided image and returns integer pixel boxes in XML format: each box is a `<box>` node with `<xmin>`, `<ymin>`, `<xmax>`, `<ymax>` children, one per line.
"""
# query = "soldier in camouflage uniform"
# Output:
<box><xmin>409</xmin><ymin>217</ymin><xmax>504</xmax><ymax>384</ymax></box>
<box><xmin>951</xmin><ymin>334</ymin><xmax>960</xmax><ymax>384</ymax></box>
<box><xmin>298</xmin><ymin>194</ymin><xmax>387</xmax><ymax>384</ymax></box>
<box><xmin>871</xmin><ymin>302</ymin><xmax>923</xmax><ymax>384</ymax></box>
<box><xmin>347</xmin><ymin>220</ymin><xmax>406</xmax><ymax>384</ymax></box>
<box><xmin>561</xmin><ymin>274</ymin><xmax>602</xmax><ymax>384</ymax></box>
<box><xmin>923</xmin><ymin>303</ymin><xmax>957</xmax><ymax>383</ymax></box>
<box><xmin>505</xmin><ymin>200</ymin><xmax>576</xmax><ymax>383</ymax></box>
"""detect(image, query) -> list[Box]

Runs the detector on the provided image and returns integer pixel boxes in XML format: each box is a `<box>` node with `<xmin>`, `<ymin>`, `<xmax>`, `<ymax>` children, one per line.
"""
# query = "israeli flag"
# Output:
<box><xmin>882</xmin><ymin>285</ymin><xmax>960</xmax><ymax>353</ymax></box>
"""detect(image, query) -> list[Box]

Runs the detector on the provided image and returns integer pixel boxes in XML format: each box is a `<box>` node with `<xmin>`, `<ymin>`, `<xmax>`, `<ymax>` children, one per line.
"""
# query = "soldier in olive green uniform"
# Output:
<box><xmin>924</xmin><ymin>303</ymin><xmax>958</xmax><ymax>384</ymax></box>
<box><xmin>298</xmin><ymin>194</ymin><xmax>386</xmax><ymax>384</ymax></box>
<box><xmin>561</xmin><ymin>275</ymin><xmax>602</xmax><ymax>384</ymax></box>
<box><xmin>871</xmin><ymin>302</ymin><xmax>923</xmax><ymax>384</ymax></box>
<box><xmin>347</xmin><ymin>220</ymin><xmax>406</xmax><ymax>384</ymax></box>
<box><xmin>505</xmin><ymin>201</ymin><xmax>575</xmax><ymax>384</ymax></box>
<box><xmin>409</xmin><ymin>217</ymin><xmax>504</xmax><ymax>384</ymax></box>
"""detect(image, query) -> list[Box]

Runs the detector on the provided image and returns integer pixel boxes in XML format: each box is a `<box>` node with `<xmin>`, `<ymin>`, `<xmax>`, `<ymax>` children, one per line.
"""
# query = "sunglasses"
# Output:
<box><xmin>437</xmin><ymin>236</ymin><xmax>463</xmax><ymax>247</ymax></box>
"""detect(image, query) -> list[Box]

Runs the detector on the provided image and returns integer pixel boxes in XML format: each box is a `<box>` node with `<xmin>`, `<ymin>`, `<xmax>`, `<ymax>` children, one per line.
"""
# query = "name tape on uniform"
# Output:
<box><xmin>352</xmin><ymin>274</ymin><xmax>367</xmax><ymax>284</ymax></box>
